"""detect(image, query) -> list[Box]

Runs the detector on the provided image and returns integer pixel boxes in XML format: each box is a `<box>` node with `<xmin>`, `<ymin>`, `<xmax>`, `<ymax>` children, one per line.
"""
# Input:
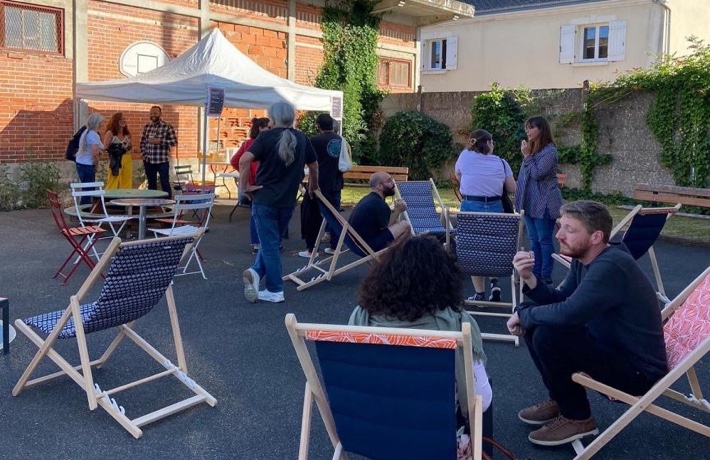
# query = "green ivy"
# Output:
<box><xmin>19</xmin><ymin>161</ymin><xmax>60</xmax><ymax>208</ymax></box>
<box><xmin>377</xmin><ymin>111</ymin><xmax>453</xmax><ymax>180</ymax></box>
<box><xmin>309</xmin><ymin>0</ymin><xmax>386</xmax><ymax>163</ymax></box>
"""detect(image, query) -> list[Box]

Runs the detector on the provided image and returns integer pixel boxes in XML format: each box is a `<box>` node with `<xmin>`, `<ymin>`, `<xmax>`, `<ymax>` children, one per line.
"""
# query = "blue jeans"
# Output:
<box><xmin>75</xmin><ymin>163</ymin><xmax>96</xmax><ymax>205</ymax></box>
<box><xmin>460</xmin><ymin>199</ymin><xmax>503</xmax><ymax>213</ymax></box>
<box><xmin>322</xmin><ymin>190</ymin><xmax>341</xmax><ymax>248</ymax></box>
<box><xmin>249</xmin><ymin>213</ymin><xmax>259</xmax><ymax>245</ymax></box>
<box><xmin>523</xmin><ymin>214</ymin><xmax>557</xmax><ymax>279</ymax></box>
<box><xmin>251</xmin><ymin>204</ymin><xmax>294</xmax><ymax>292</ymax></box>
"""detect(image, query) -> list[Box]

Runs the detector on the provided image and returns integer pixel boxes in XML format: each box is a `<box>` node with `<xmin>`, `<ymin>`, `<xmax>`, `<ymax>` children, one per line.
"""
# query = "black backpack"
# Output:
<box><xmin>65</xmin><ymin>126</ymin><xmax>87</xmax><ymax>162</ymax></box>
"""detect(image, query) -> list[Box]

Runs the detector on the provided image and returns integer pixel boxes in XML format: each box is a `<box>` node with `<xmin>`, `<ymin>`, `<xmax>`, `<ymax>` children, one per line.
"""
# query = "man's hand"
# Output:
<box><xmin>506</xmin><ymin>312</ymin><xmax>525</xmax><ymax>336</ymax></box>
<box><xmin>513</xmin><ymin>250</ymin><xmax>537</xmax><ymax>289</ymax></box>
<box><xmin>393</xmin><ymin>198</ymin><xmax>407</xmax><ymax>212</ymax></box>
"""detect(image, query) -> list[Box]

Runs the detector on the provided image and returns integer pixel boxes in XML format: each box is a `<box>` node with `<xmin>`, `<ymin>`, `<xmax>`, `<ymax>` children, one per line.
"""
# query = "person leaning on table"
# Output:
<box><xmin>506</xmin><ymin>200</ymin><xmax>667</xmax><ymax>447</ymax></box>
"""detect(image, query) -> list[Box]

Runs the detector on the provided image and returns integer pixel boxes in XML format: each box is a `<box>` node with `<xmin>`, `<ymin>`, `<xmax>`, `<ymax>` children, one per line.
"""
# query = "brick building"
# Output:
<box><xmin>0</xmin><ymin>0</ymin><xmax>472</xmax><ymax>168</ymax></box>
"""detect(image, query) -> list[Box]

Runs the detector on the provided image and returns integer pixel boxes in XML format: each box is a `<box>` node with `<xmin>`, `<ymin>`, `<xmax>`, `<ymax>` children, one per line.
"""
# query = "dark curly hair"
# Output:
<box><xmin>357</xmin><ymin>235</ymin><xmax>464</xmax><ymax>322</ymax></box>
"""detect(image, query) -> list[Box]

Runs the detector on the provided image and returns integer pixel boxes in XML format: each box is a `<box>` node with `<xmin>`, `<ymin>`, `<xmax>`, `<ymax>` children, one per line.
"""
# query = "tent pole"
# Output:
<box><xmin>201</xmin><ymin>105</ymin><xmax>208</xmax><ymax>187</ymax></box>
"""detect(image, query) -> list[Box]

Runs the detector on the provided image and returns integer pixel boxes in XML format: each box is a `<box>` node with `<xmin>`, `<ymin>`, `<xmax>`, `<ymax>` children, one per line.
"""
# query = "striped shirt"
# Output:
<box><xmin>140</xmin><ymin>119</ymin><xmax>177</xmax><ymax>164</ymax></box>
<box><xmin>514</xmin><ymin>142</ymin><xmax>563</xmax><ymax>219</ymax></box>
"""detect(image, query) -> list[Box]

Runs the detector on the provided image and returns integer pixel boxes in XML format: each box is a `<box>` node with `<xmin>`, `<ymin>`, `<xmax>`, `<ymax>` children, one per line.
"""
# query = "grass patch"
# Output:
<box><xmin>340</xmin><ymin>186</ymin><xmax>709</xmax><ymax>246</ymax></box>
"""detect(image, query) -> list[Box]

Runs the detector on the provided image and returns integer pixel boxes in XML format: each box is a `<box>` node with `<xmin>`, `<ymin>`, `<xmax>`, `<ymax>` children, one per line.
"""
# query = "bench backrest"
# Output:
<box><xmin>344</xmin><ymin>165</ymin><xmax>409</xmax><ymax>183</ymax></box>
<box><xmin>634</xmin><ymin>183</ymin><xmax>710</xmax><ymax>208</ymax></box>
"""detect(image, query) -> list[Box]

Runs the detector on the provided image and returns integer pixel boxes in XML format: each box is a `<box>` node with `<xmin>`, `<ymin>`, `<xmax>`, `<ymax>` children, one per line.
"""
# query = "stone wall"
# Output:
<box><xmin>381</xmin><ymin>89</ymin><xmax>676</xmax><ymax>197</ymax></box>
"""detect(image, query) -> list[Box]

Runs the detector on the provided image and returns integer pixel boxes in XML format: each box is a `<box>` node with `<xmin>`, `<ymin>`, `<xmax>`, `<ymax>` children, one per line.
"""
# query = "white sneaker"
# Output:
<box><xmin>243</xmin><ymin>268</ymin><xmax>259</xmax><ymax>303</ymax></box>
<box><xmin>324</xmin><ymin>248</ymin><xmax>337</xmax><ymax>255</ymax></box>
<box><xmin>258</xmin><ymin>289</ymin><xmax>285</xmax><ymax>303</ymax></box>
<box><xmin>298</xmin><ymin>250</ymin><xmax>318</xmax><ymax>258</ymax></box>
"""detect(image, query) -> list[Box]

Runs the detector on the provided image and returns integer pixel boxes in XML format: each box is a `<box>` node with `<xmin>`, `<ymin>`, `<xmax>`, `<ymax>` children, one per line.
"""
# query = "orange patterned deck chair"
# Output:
<box><xmin>569</xmin><ymin>265</ymin><xmax>710</xmax><ymax>459</ymax></box>
<box><xmin>283</xmin><ymin>190</ymin><xmax>388</xmax><ymax>291</ymax></box>
<box><xmin>285</xmin><ymin>313</ymin><xmax>484</xmax><ymax>460</ymax></box>
<box><xmin>12</xmin><ymin>235</ymin><xmax>216</xmax><ymax>438</ymax></box>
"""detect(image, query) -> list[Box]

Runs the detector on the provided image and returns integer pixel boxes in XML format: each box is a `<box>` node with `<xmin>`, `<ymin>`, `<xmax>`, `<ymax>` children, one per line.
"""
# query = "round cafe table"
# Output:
<box><xmin>103</xmin><ymin>189</ymin><xmax>168</xmax><ymax>200</ymax></box>
<box><xmin>110</xmin><ymin>198</ymin><xmax>175</xmax><ymax>240</ymax></box>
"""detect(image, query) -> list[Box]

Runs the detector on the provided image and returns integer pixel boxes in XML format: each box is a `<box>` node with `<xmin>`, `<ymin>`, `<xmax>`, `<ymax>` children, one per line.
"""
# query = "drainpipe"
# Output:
<box><xmin>652</xmin><ymin>0</ymin><xmax>671</xmax><ymax>54</ymax></box>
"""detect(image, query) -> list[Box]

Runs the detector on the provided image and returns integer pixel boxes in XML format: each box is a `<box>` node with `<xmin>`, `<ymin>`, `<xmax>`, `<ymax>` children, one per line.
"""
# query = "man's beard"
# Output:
<box><xmin>383</xmin><ymin>187</ymin><xmax>395</xmax><ymax>197</ymax></box>
<box><xmin>559</xmin><ymin>240</ymin><xmax>590</xmax><ymax>259</ymax></box>
<box><xmin>150</xmin><ymin>116</ymin><xmax>159</xmax><ymax>122</ymax></box>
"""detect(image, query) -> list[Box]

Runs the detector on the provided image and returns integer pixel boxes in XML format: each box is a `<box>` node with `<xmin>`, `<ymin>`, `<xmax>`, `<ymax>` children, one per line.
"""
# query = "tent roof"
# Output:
<box><xmin>76</xmin><ymin>29</ymin><xmax>342</xmax><ymax>113</ymax></box>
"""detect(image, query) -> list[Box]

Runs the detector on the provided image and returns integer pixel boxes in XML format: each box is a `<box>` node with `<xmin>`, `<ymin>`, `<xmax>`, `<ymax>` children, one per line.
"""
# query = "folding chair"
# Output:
<box><xmin>283</xmin><ymin>190</ymin><xmax>388</xmax><ymax>291</ymax></box>
<box><xmin>149</xmin><ymin>193</ymin><xmax>215</xmax><ymax>279</ymax></box>
<box><xmin>569</xmin><ymin>265</ymin><xmax>710</xmax><ymax>459</ymax></box>
<box><xmin>48</xmin><ymin>190</ymin><xmax>106</xmax><ymax>285</ymax></box>
<box><xmin>285</xmin><ymin>313</ymin><xmax>484</xmax><ymax>460</ymax></box>
<box><xmin>446</xmin><ymin>210</ymin><xmax>525</xmax><ymax>346</ymax></box>
<box><xmin>12</xmin><ymin>235</ymin><xmax>216</xmax><ymax>439</ymax></box>
<box><xmin>172</xmin><ymin>164</ymin><xmax>216</xmax><ymax>195</ymax></box>
<box><xmin>70</xmin><ymin>181</ymin><xmax>134</xmax><ymax>239</ymax></box>
<box><xmin>553</xmin><ymin>204</ymin><xmax>681</xmax><ymax>303</ymax></box>
<box><xmin>395</xmin><ymin>179</ymin><xmax>453</xmax><ymax>242</ymax></box>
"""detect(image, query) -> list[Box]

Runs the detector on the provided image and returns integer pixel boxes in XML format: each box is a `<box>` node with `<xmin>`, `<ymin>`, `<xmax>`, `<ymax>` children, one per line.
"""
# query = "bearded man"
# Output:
<box><xmin>506</xmin><ymin>200</ymin><xmax>667</xmax><ymax>448</ymax></box>
<box><xmin>347</xmin><ymin>172</ymin><xmax>411</xmax><ymax>251</ymax></box>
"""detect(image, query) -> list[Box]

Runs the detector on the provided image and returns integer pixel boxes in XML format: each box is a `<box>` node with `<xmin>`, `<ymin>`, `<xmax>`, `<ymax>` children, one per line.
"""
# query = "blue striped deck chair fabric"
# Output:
<box><xmin>446</xmin><ymin>210</ymin><xmax>524</xmax><ymax>346</ymax></box>
<box><xmin>395</xmin><ymin>179</ymin><xmax>451</xmax><ymax>238</ymax></box>
<box><xmin>553</xmin><ymin>204</ymin><xmax>681</xmax><ymax>303</ymax></box>
<box><xmin>12</xmin><ymin>235</ymin><xmax>216</xmax><ymax>439</ymax></box>
<box><xmin>285</xmin><ymin>314</ymin><xmax>483</xmax><ymax>460</ymax></box>
<box><xmin>283</xmin><ymin>190</ymin><xmax>388</xmax><ymax>291</ymax></box>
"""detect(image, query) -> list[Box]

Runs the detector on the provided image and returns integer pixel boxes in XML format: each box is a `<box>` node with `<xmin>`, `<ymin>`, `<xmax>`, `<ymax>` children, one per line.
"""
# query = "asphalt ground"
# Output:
<box><xmin>0</xmin><ymin>200</ymin><xmax>708</xmax><ymax>460</ymax></box>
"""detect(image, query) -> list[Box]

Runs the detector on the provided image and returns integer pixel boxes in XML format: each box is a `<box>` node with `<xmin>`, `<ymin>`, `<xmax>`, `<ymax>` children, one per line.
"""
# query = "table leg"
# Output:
<box><xmin>139</xmin><ymin>205</ymin><xmax>147</xmax><ymax>240</ymax></box>
<box><xmin>1</xmin><ymin>297</ymin><xmax>9</xmax><ymax>355</ymax></box>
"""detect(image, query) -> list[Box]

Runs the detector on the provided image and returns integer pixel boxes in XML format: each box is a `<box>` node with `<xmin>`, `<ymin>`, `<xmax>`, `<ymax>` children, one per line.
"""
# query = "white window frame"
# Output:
<box><xmin>420</xmin><ymin>34</ymin><xmax>457</xmax><ymax>73</ymax></box>
<box><xmin>580</xmin><ymin>24</ymin><xmax>610</xmax><ymax>62</ymax></box>
<box><xmin>559</xmin><ymin>19</ymin><xmax>626</xmax><ymax>65</ymax></box>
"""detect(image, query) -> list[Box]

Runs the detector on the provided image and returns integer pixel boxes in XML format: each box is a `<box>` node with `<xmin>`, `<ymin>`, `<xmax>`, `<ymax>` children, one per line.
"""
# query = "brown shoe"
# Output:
<box><xmin>528</xmin><ymin>415</ymin><xmax>599</xmax><ymax>446</ymax></box>
<box><xmin>518</xmin><ymin>399</ymin><xmax>560</xmax><ymax>425</ymax></box>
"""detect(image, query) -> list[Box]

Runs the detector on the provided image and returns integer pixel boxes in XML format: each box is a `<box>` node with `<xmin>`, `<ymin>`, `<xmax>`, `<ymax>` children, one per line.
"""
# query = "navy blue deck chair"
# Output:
<box><xmin>283</xmin><ymin>190</ymin><xmax>388</xmax><ymax>291</ymax></box>
<box><xmin>12</xmin><ymin>234</ymin><xmax>216</xmax><ymax>439</ymax></box>
<box><xmin>446</xmin><ymin>210</ymin><xmax>524</xmax><ymax>346</ymax></box>
<box><xmin>285</xmin><ymin>313</ymin><xmax>484</xmax><ymax>460</ymax></box>
<box><xmin>395</xmin><ymin>179</ymin><xmax>453</xmax><ymax>243</ymax></box>
<box><xmin>553</xmin><ymin>204</ymin><xmax>681</xmax><ymax>303</ymax></box>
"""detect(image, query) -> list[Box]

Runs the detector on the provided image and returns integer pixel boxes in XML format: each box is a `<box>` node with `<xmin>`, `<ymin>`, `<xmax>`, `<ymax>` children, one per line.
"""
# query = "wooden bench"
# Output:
<box><xmin>633</xmin><ymin>183</ymin><xmax>710</xmax><ymax>208</ymax></box>
<box><xmin>343</xmin><ymin>165</ymin><xmax>409</xmax><ymax>186</ymax></box>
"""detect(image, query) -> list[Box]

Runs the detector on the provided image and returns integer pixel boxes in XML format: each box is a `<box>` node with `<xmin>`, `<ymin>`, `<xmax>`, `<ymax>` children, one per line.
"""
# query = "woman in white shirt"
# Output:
<box><xmin>75</xmin><ymin>113</ymin><xmax>105</xmax><ymax>204</ymax></box>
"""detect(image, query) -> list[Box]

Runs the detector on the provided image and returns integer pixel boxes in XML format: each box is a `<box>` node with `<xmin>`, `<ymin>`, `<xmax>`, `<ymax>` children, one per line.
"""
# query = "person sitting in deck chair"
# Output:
<box><xmin>506</xmin><ymin>200</ymin><xmax>668</xmax><ymax>448</ymax></box>
<box><xmin>347</xmin><ymin>172</ymin><xmax>411</xmax><ymax>251</ymax></box>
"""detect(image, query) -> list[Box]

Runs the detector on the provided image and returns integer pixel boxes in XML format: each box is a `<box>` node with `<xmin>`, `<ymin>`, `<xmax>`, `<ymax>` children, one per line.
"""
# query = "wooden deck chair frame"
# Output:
<box><xmin>569</xmin><ymin>265</ymin><xmax>710</xmax><ymax>459</ymax></box>
<box><xmin>283</xmin><ymin>190</ymin><xmax>387</xmax><ymax>291</ymax></box>
<box><xmin>445</xmin><ymin>209</ymin><xmax>525</xmax><ymax>346</ymax></box>
<box><xmin>150</xmin><ymin>193</ymin><xmax>215</xmax><ymax>279</ymax></box>
<box><xmin>12</xmin><ymin>233</ymin><xmax>216</xmax><ymax>439</ymax></box>
<box><xmin>395</xmin><ymin>178</ymin><xmax>453</xmax><ymax>245</ymax></box>
<box><xmin>285</xmin><ymin>313</ymin><xmax>484</xmax><ymax>460</ymax></box>
<box><xmin>552</xmin><ymin>204</ymin><xmax>681</xmax><ymax>303</ymax></box>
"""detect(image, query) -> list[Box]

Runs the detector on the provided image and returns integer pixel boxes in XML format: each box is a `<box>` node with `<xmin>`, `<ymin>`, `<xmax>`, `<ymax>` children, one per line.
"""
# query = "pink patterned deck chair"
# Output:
<box><xmin>285</xmin><ymin>313</ymin><xmax>484</xmax><ymax>460</ymax></box>
<box><xmin>12</xmin><ymin>234</ymin><xmax>216</xmax><ymax>439</ymax></box>
<box><xmin>283</xmin><ymin>190</ymin><xmax>388</xmax><ymax>291</ymax></box>
<box><xmin>569</xmin><ymin>265</ymin><xmax>710</xmax><ymax>459</ymax></box>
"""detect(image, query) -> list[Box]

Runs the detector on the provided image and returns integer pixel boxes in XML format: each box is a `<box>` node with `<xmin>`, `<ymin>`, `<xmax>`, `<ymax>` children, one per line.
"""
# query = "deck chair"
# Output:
<box><xmin>395</xmin><ymin>179</ymin><xmax>453</xmax><ymax>242</ymax></box>
<box><xmin>553</xmin><ymin>204</ymin><xmax>681</xmax><ymax>303</ymax></box>
<box><xmin>283</xmin><ymin>190</ymin><xmax>388</xmax><ymax>291</ymax></box>
<box><xmin>569</xmin><ymin>266</ymin><xmax>710</xmax><ymax>459</ymax></box>
<box><xmin>70</xmin><ymin>181</ymin><xmax>134</xmax><ymax>240</ymax></box>
<box><xmin>48</xmin><ymin>190</ymin><xmax>106</xmax><ymax>284</ymax></box>
<box><xmin>446</xmin><ymin>210</ymin><xmax>525</xmax><ymax>346</ymax></box>
<box><xmin>285</xmin><ymin>313</ymin><xmax>484</xmax><ymax>460</ymax></box>
<box><xmin>149</xmin><ymin>193</ymin><xmax>215</xmax><ymax>279</ymax></box>
<box><xmin>12</xmin><ymin>235</ymin><xmax>216</xmax><ymax>439</ymax></box>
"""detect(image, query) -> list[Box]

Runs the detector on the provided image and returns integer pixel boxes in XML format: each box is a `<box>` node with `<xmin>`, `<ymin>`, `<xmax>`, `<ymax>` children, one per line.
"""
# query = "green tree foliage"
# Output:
<box><xmin>377</xmin><ymin>111</ymin><xmax>453</xmax><ymax>180</ymax></box>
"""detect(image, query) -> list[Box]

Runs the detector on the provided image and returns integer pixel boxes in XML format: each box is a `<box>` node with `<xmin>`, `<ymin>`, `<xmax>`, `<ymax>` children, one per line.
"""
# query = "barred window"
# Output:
<box><xmin>1</xmin><ymin>1</ymin><xmax>63</xmax><ymax>54</ymax></box>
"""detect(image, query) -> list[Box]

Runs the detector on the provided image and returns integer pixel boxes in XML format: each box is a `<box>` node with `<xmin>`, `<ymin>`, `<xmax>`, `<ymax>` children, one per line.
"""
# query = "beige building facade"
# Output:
<box><xmin>419</xmin><ymin>0</ymin><xmax>710</xmax><ymax>91</ymax></box>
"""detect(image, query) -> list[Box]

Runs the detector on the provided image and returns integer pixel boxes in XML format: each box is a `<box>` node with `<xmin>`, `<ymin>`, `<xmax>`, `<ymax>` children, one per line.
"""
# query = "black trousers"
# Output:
<box><xmin>523</xmin><ymin>312</ymin><xmax>658</xmax><ymax>420</ymax></box>
<box><xmin>144</xmin><ymin>161</ymin><xmax>171</xmax><ymax>199</ymax></box>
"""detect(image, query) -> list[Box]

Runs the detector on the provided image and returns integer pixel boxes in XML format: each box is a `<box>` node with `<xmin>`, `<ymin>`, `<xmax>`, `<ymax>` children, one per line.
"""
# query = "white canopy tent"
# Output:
<box><xmin>76</xmin><ymin>28</ymin><xmax>343</xmax><ymax>184</ymax></box>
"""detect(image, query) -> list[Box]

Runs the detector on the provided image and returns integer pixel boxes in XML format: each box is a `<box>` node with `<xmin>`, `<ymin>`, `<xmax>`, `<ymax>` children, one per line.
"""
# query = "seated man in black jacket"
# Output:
<box><xmin>507</xmin><ymin>200</ymin><xmax>667</xmax><ymax>447</ymax></box>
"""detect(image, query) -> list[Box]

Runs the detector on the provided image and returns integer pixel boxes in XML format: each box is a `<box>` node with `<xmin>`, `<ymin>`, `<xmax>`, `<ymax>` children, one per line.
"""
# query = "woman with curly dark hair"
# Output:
<box><xmin>348</xmin><ymin>235</ymin><xmax>492</xmax><ymax>413</ymax></box>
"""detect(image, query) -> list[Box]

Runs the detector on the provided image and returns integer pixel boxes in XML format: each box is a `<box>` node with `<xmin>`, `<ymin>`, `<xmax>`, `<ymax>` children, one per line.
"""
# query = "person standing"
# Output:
<box><xmin>455</xmin><ymin>128</ymin><xmax>516</xmax><ymax>301</ymax></box>
<box><xmin>103</xmin><ymin>112</ymin><xmax>133</xmax><ymax>189</ymax></box>
<box><xmin>240</xmin><ymin>102</ymin><xmax>319</xmax><ymax>303</ymax></box>
<box><xmin>506</xmin><ymin>201</ymin><xmax>667</xmax><ymax>447</ymax></box>
<box><xmin>140</xmin><ymin>106</ymin><xmax>177</xmax><ymax>198</ymax></box>
<box><xmin>75</xmin><ymin>113</ymin><xmax>105</xmax><ymax>205</ymax></box>
<box><xmin>514</xmin><ymin>116</ymin><xmax>563</xmax><ymax>285</ymax></box>
<box><xmin>299</xmin><ymin>113</ymin><xmax>344</xmax><ymax>258</ymax></box>
<box><xmin>230</xmin><ymin>117</ymin><xmax>271</xmax><ymax>254</ymax></box>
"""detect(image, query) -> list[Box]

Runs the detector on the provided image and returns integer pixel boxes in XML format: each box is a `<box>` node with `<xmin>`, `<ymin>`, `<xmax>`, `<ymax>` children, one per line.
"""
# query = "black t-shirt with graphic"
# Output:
<box><xmin>310</xmin><ymin>131</ymin><xmax>344</xmax><ymax>195</ymax></box>
<box><xmin>249</xmin><ymin>127</ymin><xmax>317</xmax><ymax>207</ymax></box>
